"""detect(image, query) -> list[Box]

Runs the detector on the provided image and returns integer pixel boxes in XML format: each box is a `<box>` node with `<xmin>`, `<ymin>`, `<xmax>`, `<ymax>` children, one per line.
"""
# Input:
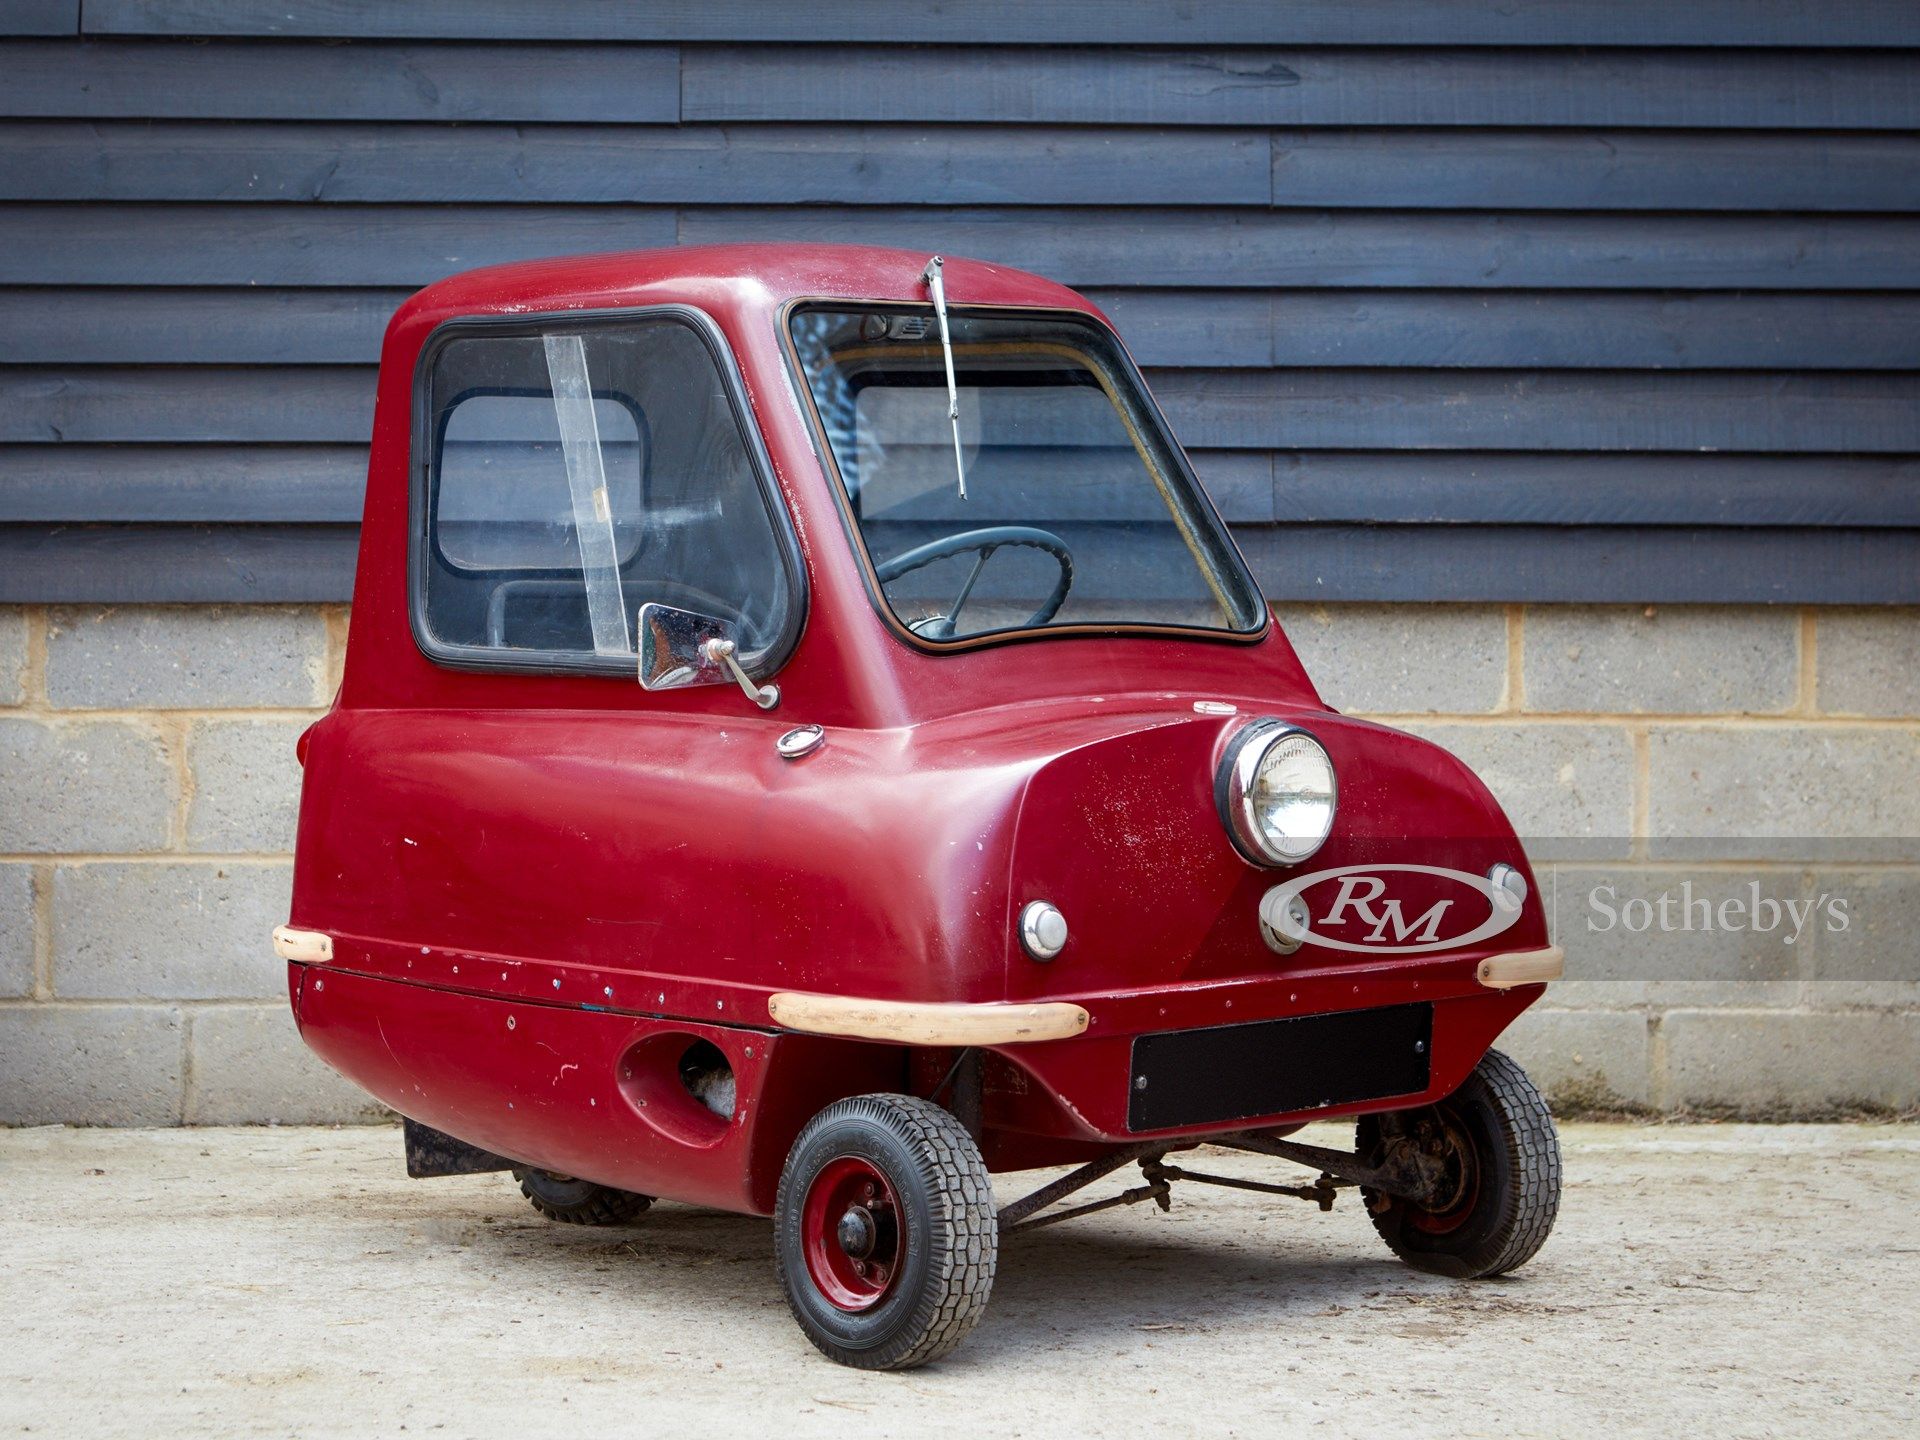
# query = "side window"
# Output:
<box><xmin>416</xmin><ymin>314</ymin><xmax>796</xmax><ymax>669</ymax></box>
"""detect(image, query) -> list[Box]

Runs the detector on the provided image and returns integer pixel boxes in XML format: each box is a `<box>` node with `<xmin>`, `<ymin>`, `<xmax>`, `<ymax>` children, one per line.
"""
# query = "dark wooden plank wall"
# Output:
<box><xmin>1</xmin><ymin>2</ymin><xmax>1916</xmax><ymax>603</ymax></box>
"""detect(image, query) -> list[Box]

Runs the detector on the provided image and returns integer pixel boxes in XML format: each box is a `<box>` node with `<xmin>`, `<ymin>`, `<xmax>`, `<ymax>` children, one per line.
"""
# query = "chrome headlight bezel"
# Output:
<box><xmin>1215</xmin><ymin>719</ymin><xmax>1338</xmax><ymax>867</ymax></box>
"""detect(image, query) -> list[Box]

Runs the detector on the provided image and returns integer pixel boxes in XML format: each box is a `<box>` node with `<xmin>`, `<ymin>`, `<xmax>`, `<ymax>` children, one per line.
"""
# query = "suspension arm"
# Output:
<box><xmin>993</xmin><ymin>1127</ymin><xmax>1439</xmax><ymax>1236</ymax></box>
<box><xmin>1144</xmin><ymin>1161</ymin><xmax>1343</xmax><ymax>1211</ymax></box>
<box><xmin>997</xmin><ymin>1142</ymin><xmax>1175</xmax><ymax>1229</ymax></box>
<box><xmin>1212</xmin><ymin>1133</ymin><xmax>1438</xmax><ymax>1203</ymax></box>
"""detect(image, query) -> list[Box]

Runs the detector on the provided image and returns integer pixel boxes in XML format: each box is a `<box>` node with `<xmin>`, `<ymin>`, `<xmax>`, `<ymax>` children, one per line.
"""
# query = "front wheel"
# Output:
<box><xmin>1357</xmin><ymin>1048</ymin><xmax>1561</xmax><ymax>1279</ymax></box>
<box><xmin>774</xmin><ymin>1094</ymin><xmax>997</xmax><ymax>1370</ymax></box>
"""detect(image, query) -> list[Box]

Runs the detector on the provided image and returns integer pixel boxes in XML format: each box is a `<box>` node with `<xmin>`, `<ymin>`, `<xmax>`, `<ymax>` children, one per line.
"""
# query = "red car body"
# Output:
<box><xmin>282</xmin><ymin>244</ymin><xmax>1555</xmax><ymax>1218</ymax></box>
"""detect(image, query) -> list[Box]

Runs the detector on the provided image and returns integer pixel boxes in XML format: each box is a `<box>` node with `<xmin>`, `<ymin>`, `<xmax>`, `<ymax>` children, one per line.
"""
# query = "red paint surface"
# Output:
<box><xmin>289</xmin><ymin>243</ymin><xmax>1550</xmax><ymax>1213</ymax></box>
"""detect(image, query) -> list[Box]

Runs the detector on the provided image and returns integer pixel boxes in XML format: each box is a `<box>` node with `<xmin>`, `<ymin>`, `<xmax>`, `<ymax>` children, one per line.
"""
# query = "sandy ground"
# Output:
<box><xmin>2</xmin><ymin>1122</ymin><xmax>1916</xmax><ymax>1439</ymax></box>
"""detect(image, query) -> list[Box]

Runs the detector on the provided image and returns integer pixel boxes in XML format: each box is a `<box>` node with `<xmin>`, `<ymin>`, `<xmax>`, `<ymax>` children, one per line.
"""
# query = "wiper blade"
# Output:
<box><xmin>921</xmin><ymin>254</ymin><xmax>968</xmax><ymax>501</ymax></box>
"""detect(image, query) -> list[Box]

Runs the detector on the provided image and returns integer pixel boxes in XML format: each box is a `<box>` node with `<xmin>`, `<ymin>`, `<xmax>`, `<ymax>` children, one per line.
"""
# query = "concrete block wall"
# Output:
<box><xmin>0</xmin><ymin>604</ymin><xmax>382</xmax><ymax>1124</ymax></box>
<box><xmin>1276</xmin><ymin>602</ymin><xmax>1920</xmax><ymax>1117</ymax></box>
<box><xmin>1</xmin><ymin>601</ymin><xmax>1915</xmax><ymax>1124</ymax></box>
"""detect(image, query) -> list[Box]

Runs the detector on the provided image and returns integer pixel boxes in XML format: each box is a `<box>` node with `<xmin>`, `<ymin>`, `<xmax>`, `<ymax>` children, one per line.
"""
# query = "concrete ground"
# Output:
<box><xmin>3</xmin><ymin>1123</ymin><xmax>1916</xmax><ymax>1438</ymax></box>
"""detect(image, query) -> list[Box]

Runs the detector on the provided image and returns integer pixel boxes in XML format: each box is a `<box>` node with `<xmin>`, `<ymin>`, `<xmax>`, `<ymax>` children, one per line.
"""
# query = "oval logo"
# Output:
<box><xmin>1261</xmin><ymin>863</ymin><xmax>1522</xmax><ymax>956</ymax></box>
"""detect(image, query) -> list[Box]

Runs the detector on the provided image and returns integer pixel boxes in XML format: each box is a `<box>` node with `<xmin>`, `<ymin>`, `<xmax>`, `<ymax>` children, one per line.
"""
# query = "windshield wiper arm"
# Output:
<box><xmin>921</xmin><ymin>255</ymin><xmax>968</xmax><ymax>501</ymax></box>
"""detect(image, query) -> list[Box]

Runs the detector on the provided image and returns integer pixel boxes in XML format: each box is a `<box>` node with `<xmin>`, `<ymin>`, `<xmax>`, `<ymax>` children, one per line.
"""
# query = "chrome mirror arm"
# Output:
<box><xmin>701</xmin><ymin>637</ymin><xmax>780</xmax><ymax>711</ymax></box>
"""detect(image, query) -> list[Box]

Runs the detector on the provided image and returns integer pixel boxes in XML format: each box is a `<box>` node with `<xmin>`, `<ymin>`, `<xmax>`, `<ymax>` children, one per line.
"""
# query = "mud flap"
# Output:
<box><xmin>402</xmin><ymin>1117</ymin><xmax>515</xmax><ymax>1178</ymax></box>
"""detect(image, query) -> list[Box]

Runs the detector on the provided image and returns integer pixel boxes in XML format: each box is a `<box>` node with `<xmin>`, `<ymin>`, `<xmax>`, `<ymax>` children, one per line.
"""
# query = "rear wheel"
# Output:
<box><xmin>1357</xmin><ymin>1048</ymin><xmax>1560</xmax><ymax>1279</ymax></box>
<box><xmin>511</xmin><ymin>1167</ymin><xmax>652</xmax><ymax>1226</ymax></box>
<box><xmin>774</xmin><ymin>1094</ymin><xmax>997</xmax><ymax>1370</ymax></box>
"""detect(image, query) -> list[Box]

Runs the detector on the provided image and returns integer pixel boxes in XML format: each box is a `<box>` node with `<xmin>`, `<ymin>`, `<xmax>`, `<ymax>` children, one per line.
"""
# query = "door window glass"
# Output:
<box><xmin>417</xmin><ymin>315</ymin><xmax>796</xmax><ymax>668</ymax></box>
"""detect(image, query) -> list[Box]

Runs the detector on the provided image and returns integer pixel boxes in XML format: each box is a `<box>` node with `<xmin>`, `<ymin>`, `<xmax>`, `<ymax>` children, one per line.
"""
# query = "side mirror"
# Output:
<box><xmin>636</xmin><ymin>603</ymin><xmax>779</xmax><ymax>710</ymax></box>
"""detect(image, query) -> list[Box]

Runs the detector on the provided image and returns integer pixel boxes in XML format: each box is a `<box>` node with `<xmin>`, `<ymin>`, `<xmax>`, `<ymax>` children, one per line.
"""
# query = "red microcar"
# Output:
<box><xmin>278</xmin><ymin>243</ymin><xmax>1566</xmax><ymax>1370</ymax></box>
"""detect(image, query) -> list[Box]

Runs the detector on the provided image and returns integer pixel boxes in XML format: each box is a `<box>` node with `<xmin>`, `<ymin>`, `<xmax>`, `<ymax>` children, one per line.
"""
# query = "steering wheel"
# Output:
<box><xmin>874</xmin><ymin>526</ymin><xmax>1074</xmax><ymax>639</ymax></box>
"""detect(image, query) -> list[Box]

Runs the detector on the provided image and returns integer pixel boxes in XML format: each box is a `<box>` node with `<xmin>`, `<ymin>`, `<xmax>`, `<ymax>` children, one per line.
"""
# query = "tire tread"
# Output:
<box><xmin>511</xmin><ymin>1167</ymin><xmax>653</xmax><ymax>1226</ymax></box>
<box><xmin>1362</xmin><ymin>1047</ymin><xmax>1561</xmax><ymax>1279</ymax></box>
<box><xmin>775</xmin><ymin>1093</ymin><xmax>997</xmax><ymax>1370</ymax></box>
<box><xmin>1469</xmin><ymin>1048</ymin><xmax>1563</xmax><ymax>1276</ymax></box>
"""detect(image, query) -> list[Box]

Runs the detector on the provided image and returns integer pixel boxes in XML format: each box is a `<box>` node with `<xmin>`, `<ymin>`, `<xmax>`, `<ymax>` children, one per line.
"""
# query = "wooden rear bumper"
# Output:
<box><xmin>767</xmin><ymin>993</ymin><xmax>1091</xmax><ymax>1045</ymax></box>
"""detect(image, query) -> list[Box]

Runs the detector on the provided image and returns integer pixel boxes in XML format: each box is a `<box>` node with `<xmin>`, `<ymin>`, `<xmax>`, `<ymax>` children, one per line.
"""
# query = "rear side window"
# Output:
<box><xmin>414</xmin><ymin>311</ymin><xmax>799</xmax><ymax>672</ymax></box>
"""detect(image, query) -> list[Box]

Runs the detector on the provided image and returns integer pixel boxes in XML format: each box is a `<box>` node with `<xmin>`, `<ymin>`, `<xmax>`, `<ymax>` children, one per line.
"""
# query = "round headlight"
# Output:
<box><xmin>1216</xmin><ymin>720</ymin><xmax>1337</xmax><ymax>867</ymax></box>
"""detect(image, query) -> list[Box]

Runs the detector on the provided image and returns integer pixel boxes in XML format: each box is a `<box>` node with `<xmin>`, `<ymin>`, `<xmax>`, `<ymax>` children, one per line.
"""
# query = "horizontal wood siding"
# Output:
<box><xmin>10</xmin><ymin>366</ymin><xmax>1920</xmax><ymax>453</ymax></box>
<box><xmin>11</xmin><ymin>288</ymin><xmax>1920</xmax><ymax>370</ymax></box>
<box><xmin>1</xmin><ymin>6</ymin><xmax>1915</xmax><ymax>603</ymax></box>
<box><xmin>65</xmin><ymin>2</ymin><xmax>1920</xmax><ymax>47</ymax></box>
<box><xmin>11</xmin><ymin>206</ymin><xmax>1920</xmax><ymax>290</ymax></box>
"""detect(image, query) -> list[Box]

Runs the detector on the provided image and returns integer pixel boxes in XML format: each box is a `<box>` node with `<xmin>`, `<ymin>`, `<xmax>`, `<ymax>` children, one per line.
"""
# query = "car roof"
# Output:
<box><xmin>396</xmin><ymin>242</ymin><xmax>1103</xmax><ymax>331</ymax></box>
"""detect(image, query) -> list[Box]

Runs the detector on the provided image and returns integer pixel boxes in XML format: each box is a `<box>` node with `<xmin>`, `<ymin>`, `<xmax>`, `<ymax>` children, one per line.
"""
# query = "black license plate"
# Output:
<box><xmin>1127</xmin><ymin>1002</ymin><xmax>1433</xmax><ymax>1132</ymax></box>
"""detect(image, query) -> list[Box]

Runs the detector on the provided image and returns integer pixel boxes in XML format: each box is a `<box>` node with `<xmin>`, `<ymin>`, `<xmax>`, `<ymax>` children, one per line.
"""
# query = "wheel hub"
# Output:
<box><xmin>837</xmin><ymin>1205</ymin><xmax>877</xmax><ymax>1259</ymax></box>
<box><xmin>800</xmin><ymin>1156</ymin><xmax>904</xmax><ymax>1312</ymax></box>
<box><xmin>1405</xmin><ymin>1109</ymin><xmax>1479</xmax><ymax>1235</ymax></box>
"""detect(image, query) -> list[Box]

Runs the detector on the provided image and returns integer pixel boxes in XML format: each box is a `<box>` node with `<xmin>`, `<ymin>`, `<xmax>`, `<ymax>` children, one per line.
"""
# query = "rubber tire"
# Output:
<box><xmin>1358</xmin><ymin>1049</ymin><xmax>1561</xmax><ymax>1279</ymax></box>
<box><xmin>511</xmin><ymin>1167</ymin><xmax>652</xmax><ymax>1226</ymax></box>
<box><xmin>774</xmin><ymin>1094</ymin><xmax>997</xmax><ymax>1371</ymax></box>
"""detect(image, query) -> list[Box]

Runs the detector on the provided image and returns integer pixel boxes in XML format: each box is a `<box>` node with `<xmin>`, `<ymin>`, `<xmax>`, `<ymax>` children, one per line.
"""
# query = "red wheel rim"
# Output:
<box><xmin>800</xmin><ymin>1155</ymin><xmax>906</xmax><ymax>1312</ymax></box>
<box><xmin>1405</xmin><ymin>1110</ymin><xmax>1480</xmax><ymax>1236</ymax></box>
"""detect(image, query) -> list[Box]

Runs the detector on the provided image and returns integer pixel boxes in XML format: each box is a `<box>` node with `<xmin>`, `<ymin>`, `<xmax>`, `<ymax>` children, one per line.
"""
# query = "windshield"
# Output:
<box><xmin>789</xmin><ymin>306</ymin><xmax>1265</xmax><ymax>643</ymax></box>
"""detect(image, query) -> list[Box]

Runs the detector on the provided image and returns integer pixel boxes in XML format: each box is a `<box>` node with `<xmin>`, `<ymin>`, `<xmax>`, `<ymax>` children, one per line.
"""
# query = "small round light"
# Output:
<box><xmin>1258</xmin><ymin>890</ymin><xmax>1312</xmax><ymax>955</ymax></box>
<box><xmin>1019</xmin><ymin>900</ymin><xmax>1068</xmax><ymax>961</ymax></box>
<box><xmin>1217</xmin><ymin>720</ymin><xmax>1338</xmax><ymax>867</ymax></box>
<box><xmin>1489</xmin><ymin>862</ymin><xmax>1528</xmax><ymax>913</ymax></box>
